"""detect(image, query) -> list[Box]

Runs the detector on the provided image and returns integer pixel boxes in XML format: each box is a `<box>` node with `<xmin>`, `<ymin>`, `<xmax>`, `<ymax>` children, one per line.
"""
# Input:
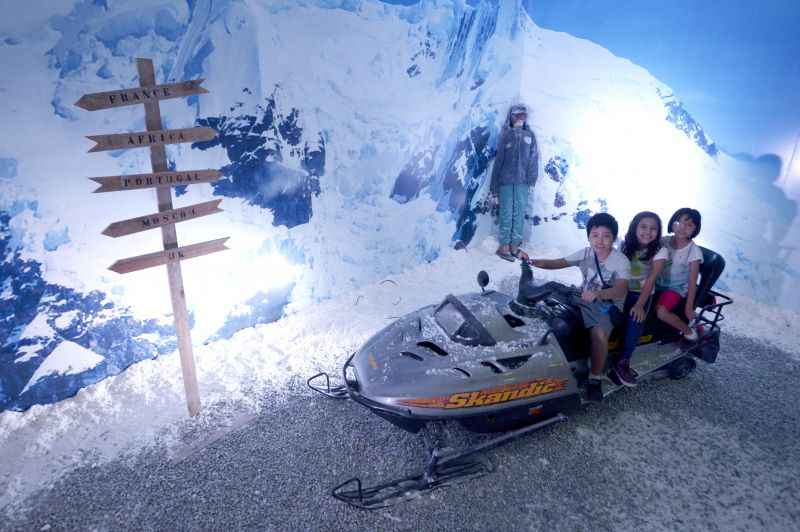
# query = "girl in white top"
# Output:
<box><xmin>655</xmin><ymin>208</ymin><xmax>704</xmax><ymax>341</ymax></box>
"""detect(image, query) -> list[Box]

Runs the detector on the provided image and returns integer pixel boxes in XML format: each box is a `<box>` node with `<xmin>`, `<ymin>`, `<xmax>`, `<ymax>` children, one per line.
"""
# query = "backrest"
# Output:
<box><xmin>695</xmin><ymin>246</ymin><xmax>725</xmax><ymax>307</ymax></box>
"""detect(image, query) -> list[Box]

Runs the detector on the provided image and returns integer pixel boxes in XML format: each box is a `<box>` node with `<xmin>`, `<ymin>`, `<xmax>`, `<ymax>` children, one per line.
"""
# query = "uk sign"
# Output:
<box><xmin>108</xmin><ymin>238</ymin><xmax>229</xmax><ymax>274</ymax></box>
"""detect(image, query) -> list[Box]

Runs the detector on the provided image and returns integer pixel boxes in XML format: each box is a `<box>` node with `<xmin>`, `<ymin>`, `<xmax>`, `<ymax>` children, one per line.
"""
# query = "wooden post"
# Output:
<box><xmin>137</xmin><ymin>58</ymin><xmax>201</xmax><ymax>416</ymax></box>
<box><xmin>78</xmin><ymin>59</ymin><xmax>224</xmax><ymax>417</ymax></box>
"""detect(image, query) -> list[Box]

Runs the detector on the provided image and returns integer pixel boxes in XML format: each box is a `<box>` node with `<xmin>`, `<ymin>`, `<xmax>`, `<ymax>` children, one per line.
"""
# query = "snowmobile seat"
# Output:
<box><xmin>550</xmin><ymin>247</ymin><xmax>726</xmax><ymax>358</ymax></box>
<box><xmin>548</xmin><ymin>303</ymin><xmax>625</xmax><ymax>363</ymax></box>
<box><xmin>694</xmin><ymin>246</ymin><xmax>725</xmax><ymax>308</ymax></box>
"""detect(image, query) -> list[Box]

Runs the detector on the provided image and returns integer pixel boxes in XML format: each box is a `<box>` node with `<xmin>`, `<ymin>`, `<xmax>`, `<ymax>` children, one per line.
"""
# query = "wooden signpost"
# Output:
<box><xmin>77</xmin><ymin>59</ymin><xmax>227</xmax><ymax>416</ymax></box>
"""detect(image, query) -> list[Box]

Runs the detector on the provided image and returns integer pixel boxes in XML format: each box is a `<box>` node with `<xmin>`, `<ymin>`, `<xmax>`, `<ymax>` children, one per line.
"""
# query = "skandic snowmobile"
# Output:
<box><xmin>308</xmin><ymin>246</ymin><xmax>731</xmax><ymax>509</ymax></box>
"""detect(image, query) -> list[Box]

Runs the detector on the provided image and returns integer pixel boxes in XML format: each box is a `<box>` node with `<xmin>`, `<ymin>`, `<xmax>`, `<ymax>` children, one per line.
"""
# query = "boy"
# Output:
<box><xmin>529</xmin><ymin>213</ymin><xmax>630</xmax><ymax>402</ymax></box>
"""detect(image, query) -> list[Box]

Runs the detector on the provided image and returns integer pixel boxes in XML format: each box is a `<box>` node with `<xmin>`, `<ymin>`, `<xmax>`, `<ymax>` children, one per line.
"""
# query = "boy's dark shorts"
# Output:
<box><xmin>576</xmin><ymin>300</ymin><xmax>620</xmax><ymax>336</ymax></box>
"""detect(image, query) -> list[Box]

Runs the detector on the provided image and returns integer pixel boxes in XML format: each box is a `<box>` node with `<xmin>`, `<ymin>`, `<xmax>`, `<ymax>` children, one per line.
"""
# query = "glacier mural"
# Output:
<box><xmin>0</xmin><ymin>0</ymin><xmax>796</xmax><ymax>412</ymax></box>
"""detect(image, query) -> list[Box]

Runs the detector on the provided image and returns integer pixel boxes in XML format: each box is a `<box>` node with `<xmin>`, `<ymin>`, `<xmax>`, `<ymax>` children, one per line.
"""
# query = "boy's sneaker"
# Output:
<box><xmin>612</xmin><ymin>360</ymin><xmax>638</xmax><ymax>387</ymax></box>
<box><xmin>586</xmin><ymin>378</ymin><xmax>604</xmax><ymax>403</ymax></box>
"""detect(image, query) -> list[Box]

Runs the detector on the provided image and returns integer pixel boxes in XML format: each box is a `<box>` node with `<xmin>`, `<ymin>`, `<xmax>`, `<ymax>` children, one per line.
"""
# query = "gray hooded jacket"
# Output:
<box><xmin>490</xmin><ymin>107</ymin><xmax>539</xmax><ymax>193</ymax></box>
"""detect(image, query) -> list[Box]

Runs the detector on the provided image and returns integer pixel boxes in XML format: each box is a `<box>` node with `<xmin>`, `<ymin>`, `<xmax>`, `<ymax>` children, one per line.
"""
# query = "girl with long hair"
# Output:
<box><xmin>613</xmin><ymin>211</ymin><xmax>668</xmax><ymax>386</ymax></box>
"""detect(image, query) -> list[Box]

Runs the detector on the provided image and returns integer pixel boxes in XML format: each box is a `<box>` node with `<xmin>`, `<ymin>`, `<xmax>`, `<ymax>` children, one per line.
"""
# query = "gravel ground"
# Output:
<box><xmin>2</xmin><ymin>333</ymin><xmax>799</xmax><ymax>532</ymax></box>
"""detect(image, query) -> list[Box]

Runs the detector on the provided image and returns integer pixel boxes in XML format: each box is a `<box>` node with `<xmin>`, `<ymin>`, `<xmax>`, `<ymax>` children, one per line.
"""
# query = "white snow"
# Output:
<box><xmin>18</xmin><ymin>313</ymin><xmax>55</xmax><ymax>341</ymax></box>
<box><xmin>1</xmin><ymin>0</ymin><xmax>799</xmax><ymax>511</ymax></box>
<box><xmin>2</xmin><ymin>234</ymin><xmax>799</xmax><ymax>509</ymax></box>
<box><xmin>14</xmin><ymin>344</ymin><xmax>42</xmax><ymax>364</ymax></box>
<box><xmin>19</xmin><ymin>342</ymin><xmax>105</xmax><ymax>395</ymax></box>
<box><xmin>722</xmin><ymin>294</ymin><xmax>800</xmax><ymax>355</ymax></box>
<box><xmin>53</xmin><ymin>310</ymin><xmax>79</xmax><ymax>331</ymax></box>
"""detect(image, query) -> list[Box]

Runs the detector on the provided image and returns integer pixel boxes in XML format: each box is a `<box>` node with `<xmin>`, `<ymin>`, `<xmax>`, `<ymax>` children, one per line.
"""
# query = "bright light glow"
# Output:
<box><xmin>566</xmin><ymin>97</ymin><xmax>707</xmax><ymax>221</ymax></box>
<box><xmin>262</xmin><ymin>252</ymin><xmax>301</xmax><ymax>289</ymax></box>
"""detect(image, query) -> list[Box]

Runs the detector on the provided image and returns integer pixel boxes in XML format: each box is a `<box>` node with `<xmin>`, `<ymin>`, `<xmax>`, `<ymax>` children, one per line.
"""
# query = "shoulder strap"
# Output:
<box><xmin>593</xmin><ymin>250</ymin><xmax>611</xmax><ymax>289</ymax></box>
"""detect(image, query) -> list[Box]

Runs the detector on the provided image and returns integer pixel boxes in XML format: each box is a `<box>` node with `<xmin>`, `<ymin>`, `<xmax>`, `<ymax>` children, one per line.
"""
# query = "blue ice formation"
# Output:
<box><xmin>391</xmin><ymin>123</ymin><xmax>494</xmax><ymax>247</ymax></box>
<box><xmin>210</xmin><ymin>284</ymin><xmax>295</xmax><ymax>341</ymax></box>
<box><xmin>194</xmin><ymin>91</ymin><xmax>325</xmax><ymax>229</ymax></box>
<box><xmin>445</xmin><ymin>127</ymin><xmax>494</xmax><ymax>246</ymax></box>
<box><xmin>47</xmin><ymin>0</ymin><xmax>187</xmax><ymax>84</ymax></box>
<box><xmin>406</xmin><ymin>30</ymin><xmax>437</xmax><ymax>78</ymax></box>
<box><xmin>659</xmin><ymin>91</ymin><xmax>718</xmax><ymax>157</ymax></box>
<box><xmin>0</xmin><ymin>210</ymin><xmax>176</xmax><ymax>412</ymax></box>
<box><xmin>439</xmin><ymin>1</ymin><xmax>509</xmax><ymax>87</ymax></box>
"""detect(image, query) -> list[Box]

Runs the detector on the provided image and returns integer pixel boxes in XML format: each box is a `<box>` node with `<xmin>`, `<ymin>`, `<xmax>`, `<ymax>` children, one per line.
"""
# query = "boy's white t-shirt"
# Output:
<box><xmin>565</xmin><ymin>247</ymin><xmax>630</xmax><ymax>308</ymax></box>
<box><xmin>628</xmin><ymin>246</ymin><xmax>670</xmax><ymax>293</ymax></box>
<box><xmin>656</xmin><ymin>237</ymin><xmax>704</xmax><ymax>296</ymax></box>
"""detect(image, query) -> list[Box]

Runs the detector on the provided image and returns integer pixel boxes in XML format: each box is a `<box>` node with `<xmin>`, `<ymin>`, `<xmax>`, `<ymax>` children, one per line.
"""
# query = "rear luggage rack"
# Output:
<box><xmin>696</xmin><ymin>289</ymin><xmax>733</xmax><ymax>333</ymax></box>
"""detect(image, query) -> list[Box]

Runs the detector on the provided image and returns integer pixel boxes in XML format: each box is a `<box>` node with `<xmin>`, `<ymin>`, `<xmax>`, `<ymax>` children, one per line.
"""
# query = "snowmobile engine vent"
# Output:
<box><xmin>401</xmin><ymin>351</ymin><xmax>423</xmax><ymax>361</ymax></box>
<box><xmin>496</xmin><ymin>355</ymin><xmax>532</xmax><ymax>370</ymax></box>
<box><xmin>503</xmin><ymin>314</ymin><xmax>526</xmax><ymax>328</ymax></box>
<box><xmin>451</xmin><ymin>367</ymin><xmax>471</xmax><ymax>378</ymax></box>
<box><xmin>416</xmin><ymin>341</ymin><xmax>448</xmax><ymax>356</ymax></box>
<box><xmin>480</xmin><ymin>361</ymin><xmax>504</xmax><ymax>374</ymax></box>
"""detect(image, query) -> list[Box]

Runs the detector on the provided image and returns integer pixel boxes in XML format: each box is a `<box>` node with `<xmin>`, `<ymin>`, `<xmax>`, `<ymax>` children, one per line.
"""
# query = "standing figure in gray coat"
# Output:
<box><xmin>490</xmin><ymin>103</ymin><xmax>539</xmax><ymax>261</ymax></box>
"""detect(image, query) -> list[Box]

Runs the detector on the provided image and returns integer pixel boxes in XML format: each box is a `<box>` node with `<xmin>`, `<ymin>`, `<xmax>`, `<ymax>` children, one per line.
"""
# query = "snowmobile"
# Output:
<box><xmin>308</xmin><ymin>246</ymin><xmax>731</xmax><ymax>509</ymax></box>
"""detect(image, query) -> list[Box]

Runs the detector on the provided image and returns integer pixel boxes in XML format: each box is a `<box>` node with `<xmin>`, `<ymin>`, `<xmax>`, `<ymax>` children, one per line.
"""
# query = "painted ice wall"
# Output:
<box><xmin>0</xmin><ymin>0</ymin><xmax>796</xmax><ymax>412</ymax></box>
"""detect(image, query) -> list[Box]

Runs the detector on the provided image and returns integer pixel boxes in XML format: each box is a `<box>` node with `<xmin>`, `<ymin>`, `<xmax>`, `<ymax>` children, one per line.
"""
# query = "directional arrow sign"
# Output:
<box><xmin>75</xmin><ymin>79</ymin><xmax>208</xmax><ymax>111</ymax></box>
<box><xmin>109</xmin><ymin>237</ymin><xmax>229</xmax><ymax>274</ymax></box>
<box><xmin>101</xmin><ymin>199</ymin><xmax>223</xmax><ymax>238</ymax></box>
<box><xmin>87</xmin><ymin>126</ymin><xmax>216</xmax><ymax>153</ymax></box>
<box><xmin>90</xmin><ymin>169</ymin><xmax>221</xmax><ymax>193</ymax></box>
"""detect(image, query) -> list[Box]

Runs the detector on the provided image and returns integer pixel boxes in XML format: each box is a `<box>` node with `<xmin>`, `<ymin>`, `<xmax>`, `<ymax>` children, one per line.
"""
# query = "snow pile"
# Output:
<box><xmin>1</xmin><ymin>232</ymin><xmax>798</xmax><ymax>510</ymax></box>
<box><xmin>0</xmin><ymin>0</ymin><xmax>796</xmax><ymax>422</ymax></box>
<box><xmin>722</xmin><ymin>294</ymin><xmax>800</xmax><ymax>355</ymax></box>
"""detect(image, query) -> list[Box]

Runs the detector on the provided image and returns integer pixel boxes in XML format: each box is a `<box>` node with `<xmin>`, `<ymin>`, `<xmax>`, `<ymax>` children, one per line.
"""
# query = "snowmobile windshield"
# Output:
<box><xmin>434</xmin><ymin>295</ymin><xmax>496</xmax><ymax>346</ymax></box>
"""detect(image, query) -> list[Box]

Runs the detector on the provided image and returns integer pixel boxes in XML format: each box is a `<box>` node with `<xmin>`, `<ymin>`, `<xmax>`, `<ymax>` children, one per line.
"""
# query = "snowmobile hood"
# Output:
<box><xmin>347</xmin><ymin>291</ymin><xmax>570</xmax><ymax>406</ymax></box>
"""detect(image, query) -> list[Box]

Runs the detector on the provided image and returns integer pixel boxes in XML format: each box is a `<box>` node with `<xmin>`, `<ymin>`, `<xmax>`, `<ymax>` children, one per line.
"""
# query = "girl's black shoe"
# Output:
<box><xmin>612</xmin><ymin>361</ymin><xmax>638</xmax><ymax>387</ymax></box>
